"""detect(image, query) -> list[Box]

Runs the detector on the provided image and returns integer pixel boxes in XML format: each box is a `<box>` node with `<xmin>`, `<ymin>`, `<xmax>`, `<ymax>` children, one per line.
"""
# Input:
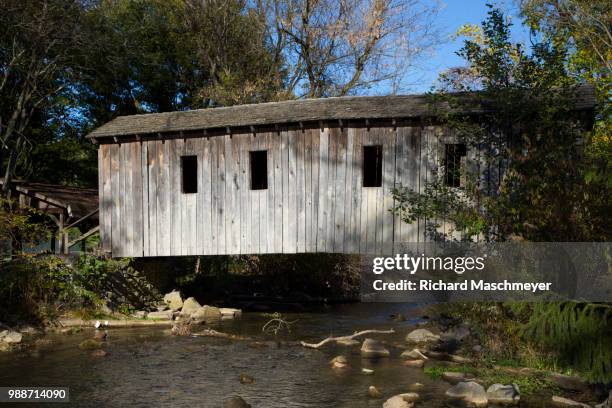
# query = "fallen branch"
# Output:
<box><xmin>191</xmin><ymin>328</ymin><xmax>252</xmax><ymax>341</ymax></box>
<box><xmin>300</xmin><ymin>329</ymin><xmax>395</xmax><ymax>349</ymax></box>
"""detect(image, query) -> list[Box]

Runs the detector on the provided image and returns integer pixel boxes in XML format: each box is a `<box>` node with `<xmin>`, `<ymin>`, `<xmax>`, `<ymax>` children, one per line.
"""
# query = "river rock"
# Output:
<box><xmin>131</xmin><ymin>311</ymin><xmax>147</xmax><ymax>319</ymax></box>
<box><xmin>368</xmin><ymin>385</ymin><xmax>381</xmax><ymax>398</ymax></box>
<box><xmin>191</xmin><ymin>306</ymin><xmax>222</xmax><ymax>323</ymax></box>
<box><xmin>441</xmin><ymin>324</ymin><xmax>471</xmax><ymax>342</ymax></box>
<box><xmin>360</xmin><ymin>338</ymin><xmax>390</xmax><ymax>358</ymax></box>
<box><xmin>403</xmin><ymin>359</ymin><xmax>425</xmax><ymax>368</ymax></box>
<box><xmin>486</xmin><ymin>383</ymin><xmax>520</xmax><ymax>405</ymax></box>
<box><xmin>361</xmin><ymin>368</ymin><xmax>374</xmax><ymax>375</ymax></box>
<box><xmin>220</xmin><ymin>308</ymin><xmax>242</xmax><ymax>318</ymax></box>
<box><xmin>442</xmin><ymin>371</ymin><xmax>468</xmax><ymax>384</ymax></box>
<box><xmin>408</xmin><ymin>383</ymin><xmax>425</xmax><ymax>391</ymax></box>
<box><xmin>549</xmin><ymin>373</ymin><xmax>589</xmax><ymax>392</ymax></box>
<box><xmin>79</xmin><ymin>339</ymin><xmax>103</xmax><ymax>350</ymax></box>
<box><xmin>445</xmin><ymin>381</ymin><xmax>488</xmax><ymax>407</ymax></box>
<box><xmin>0</xmin><ymin>330</ymin><xmax>22</xmax><ymax>344</ymax></box>
<box><xmin>383</xmin><ymin>393</ymin><xmax>419</xmax><ymax>408</ymax></box>
<box><xmin>401</xmin><ymin>348</ymin><xmax>428</xmax><ymax>360</ymax></box>
<box><xmin>180</xmin><ymin>297</ymin><xmax>201</xmax><ymax>316</ymax></box>
<box><xmin>330</xmin><ymin>355</ymin><xmax>349</xmax><ymax>369</ymax></box>
<box><xmin>551</xmin><ymin>396</ymin><xmax>592</xmax><ymax>407</ymax></box>
<box><xmin>0</xmin><ymin>342</ymin><xmax>10</xmax><ymax>352</ymax></box>
<box><xmin>239</xmin><ymin>373</ymin><xmax>254</xmax><ymax>384</ymax></box>
<box><xmin>405</xmin><ymin>329</ymin><xmax>440</xmax><ymax>344</ymax></box>
<box><xmin>163</xmin><ymin>290</ymin><xmax>183</xmax><ymax>311</ymax></box>
<box><xmin>225</xmin><ymin>396</ymin><xmax>251</xmax><ymax>408</ymax></box>
<box><xmin>91</xmin><ymin>349</ymin><xmax>107</xmax><ymax>357</ymax></box>
<box><xmin>147</xmin><ymin>310</ymin><xmax>173</xmax><ymax>320</ymax></box>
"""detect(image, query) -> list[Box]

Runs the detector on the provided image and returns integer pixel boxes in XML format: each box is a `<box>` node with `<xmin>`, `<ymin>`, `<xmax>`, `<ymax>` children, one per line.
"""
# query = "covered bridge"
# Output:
<box><xmin>88</xmin><ymin>88</ymin><xmax>595</xmax><ymax>257</ymax></box>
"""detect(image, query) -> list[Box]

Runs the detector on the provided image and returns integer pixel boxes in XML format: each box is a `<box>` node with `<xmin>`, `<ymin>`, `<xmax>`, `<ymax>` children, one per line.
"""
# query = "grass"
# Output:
<box><xmin>424</xmin><ymin>364</ymin><xmax>559</xmax><ymax>395</ymax></box>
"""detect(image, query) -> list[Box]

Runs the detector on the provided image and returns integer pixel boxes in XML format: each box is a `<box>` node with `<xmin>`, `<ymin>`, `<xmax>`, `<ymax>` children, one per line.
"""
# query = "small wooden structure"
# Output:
<box><xmin>0</xmin><ymin>180</ymin><xmax>99</xmax><ymax>254</ymax></box>
<box><xmin>88</xmin><ymin>88</ymin><xmax>595</xmax><ymax>257</ymax></box>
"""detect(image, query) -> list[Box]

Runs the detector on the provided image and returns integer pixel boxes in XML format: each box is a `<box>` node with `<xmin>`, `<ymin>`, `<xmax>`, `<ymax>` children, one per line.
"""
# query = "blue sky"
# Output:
<box><xmin>408</xmin><ymin>0</ymin><xmax>531</xmax><ymax>93</ymax></box>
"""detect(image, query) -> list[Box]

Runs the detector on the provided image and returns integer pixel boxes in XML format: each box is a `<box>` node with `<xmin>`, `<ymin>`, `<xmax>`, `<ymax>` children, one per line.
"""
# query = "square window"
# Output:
<box><xmin>444</xmin><ymin>144</ymin><xmax>467</xmax><ymax>187</ymax></box>
<box><xmin>250</xmin><ymin>150</ymin><xmax>268</xmax><ymax>190</ymax></box>
<box><xmin>181</xmin><ymin>155</ymin><xmax>198</xmax><ymax>194</ymax></box>
<box><xmin>363</xmin><ymin>145</ymin><xmax>382</xmax><ymax>187</ymax></box>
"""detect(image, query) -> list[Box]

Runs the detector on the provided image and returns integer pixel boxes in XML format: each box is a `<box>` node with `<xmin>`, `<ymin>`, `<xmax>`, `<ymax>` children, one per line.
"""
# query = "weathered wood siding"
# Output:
<box><xmin>99</xmin><ymin>124</ymin><xmax>461</xmax><ymax>257</ymax></box>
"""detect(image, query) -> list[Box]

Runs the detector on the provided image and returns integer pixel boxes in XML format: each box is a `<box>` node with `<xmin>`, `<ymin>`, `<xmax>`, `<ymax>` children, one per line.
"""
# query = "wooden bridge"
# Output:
<box><xmin>88</xmin><ymin>89</ymin><xmax>595</xmax><ymax>257</ymax></box>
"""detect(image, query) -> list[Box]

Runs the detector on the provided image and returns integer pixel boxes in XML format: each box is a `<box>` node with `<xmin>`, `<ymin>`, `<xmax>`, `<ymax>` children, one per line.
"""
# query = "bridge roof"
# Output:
<box><xmin>87</xmin><ymin>86</ymin><xmax>595</xmax><ymax>142</ymax></box>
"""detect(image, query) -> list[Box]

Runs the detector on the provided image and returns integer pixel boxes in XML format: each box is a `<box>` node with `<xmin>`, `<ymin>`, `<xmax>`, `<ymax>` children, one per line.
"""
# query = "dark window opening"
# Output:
<box><xmin>444</xmin><ymin>144</ymin><xmax>467</xmax><ymax>187</ymax></box>
<box><xmin>363</xmin><ymin>145</ymin><xmax>383</xmax><ymax>187</ymax></box>
<box><xmin>181</xmin><ymin>155</ymin><xmax>198</xmax><ymax>193</ymax></box>
<box><xmin>250</xmin><ymin>150</ymin><xmax>268</xmax><ymax>190</ymax></box>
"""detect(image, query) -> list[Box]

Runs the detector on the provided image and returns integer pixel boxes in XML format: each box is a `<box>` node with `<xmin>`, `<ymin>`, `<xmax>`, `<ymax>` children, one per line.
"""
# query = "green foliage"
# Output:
<box><xmin>511</xmin><ymin>302</ymin><xmax>612</xmax><ymax>383</ymax></box>
<box><xmin>0</xmin><ymin>200</ymin><xmax>51</xmax><ymax>254</ymax></box>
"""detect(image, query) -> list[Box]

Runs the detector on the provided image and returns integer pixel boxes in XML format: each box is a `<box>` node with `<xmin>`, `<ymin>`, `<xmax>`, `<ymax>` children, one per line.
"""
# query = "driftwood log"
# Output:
<box><xmin>300</xmin><ymin>329</ymin><xmax>395</xmax><ymax>349</ymax></box>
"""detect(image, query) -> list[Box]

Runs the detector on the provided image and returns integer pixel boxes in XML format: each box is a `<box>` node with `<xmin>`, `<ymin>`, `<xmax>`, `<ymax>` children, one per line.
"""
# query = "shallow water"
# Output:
<box><xmin>0</xmin><ymin>303</ymin><xmax>550</xmax><ymax>407</ymax></box>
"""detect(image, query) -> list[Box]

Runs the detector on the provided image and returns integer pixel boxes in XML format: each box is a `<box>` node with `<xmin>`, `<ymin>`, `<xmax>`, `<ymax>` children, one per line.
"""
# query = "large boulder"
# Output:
<box><xmin>445</xmin><ymin>381</ymin><xmax>488</xmax><ymax>407</ymax></box>
<box><xmin>549</xmin><ymin>373</ymin><xmax>589</xmax><ymax>392</ymax></box>
<box><xmin>0</xmin><ymin>330</ymin><xmax>22</xmax><ymax>344</ymax></box>
<box><xmin>180</xmin><ymin>297</ymin><xmax>201</xmax><ymax>316</ymax></box>
<box><xmin>191</xmin><ymin>306</ymin><xmax>222</xmax><ymax>323</ymax></box>
<box><xmin>405</xmin><ymin>329</ymin><xmax>440</xmax><ymax>344</ymax></box>
<box><xmin>163</xmin><ymin>290</ymin><xmax>183</xmax><ymax>311</ymax></box>
<box><xmin>383</xmin><ymin>393</ymin><xmax>419</xmax><ymax>408</ymax></box>
<box><xmin>486</xmin><ymin>384</ymin><xmax>520</xmax><ymax>405</ymax></box>
<box><xmin>442</xmin><ymin>372</ymin><xmax>469</xmax><ymax>384</ymax></box>
<box><xmin>360</xmin><ymin>338</ymin><xmax>390</xmax><ymax>358</ymax></box>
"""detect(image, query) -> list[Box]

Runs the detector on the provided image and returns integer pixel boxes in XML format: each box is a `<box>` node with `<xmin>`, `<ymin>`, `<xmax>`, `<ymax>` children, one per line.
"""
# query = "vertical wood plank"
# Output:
<box><xmin>333</xmin><ymin>127</ymin><xmax>347</xmax><ymax>253</ymax></box>
<box><xmin>217</xmin><ymin>135</ymin><xmax>226</xmax><ymax>254</ymax></box>
<box><xmin>381</xmin><ymin>127</ymin><xmax>396</xmax><ymax>255</ymax></box>
<box><xmin>100</xmin><ymin>145</ymin><xmax>112</xmax><ymax>253</ymax></box>
<box><xmin>120</xmin><ymin>143</ymin><xmax>129</xmax><ymax>256</ymax></box>
<box><xmin>326</xmin><ymin>126</ymin><xmax>338</xmax><ymax>252</ymax></box>
<box><xmin>147</xmin><ymin>142</ymin><xmax>158</xmax><ymax>256</ymax></box>
<box><xmin>316</xmin><ymin>127</ymin><xmax>329</xmax><ymax>252</ymax></box>
<box><xmin>296</xmin><ymin>129</ymin><xmax>306</xmax><ymax>252</ymax></box>
<box><xmin>202</xmin><ymin>137</ymin><xmax>212</xmax><ymax>255</ymax></box>
<box><xmin>273</xmin><ymin>128</ymin><xmax>283</xmax><ymax>253</ymax></box>
<box><xmin>257</xmin><ymin>133</ymin><xmax>268</xmax><ymax>253</ymax></box>
<box><xmin>348</xmin><ymin>127</ymin><xmax>363</xmax><ymax>253</ymax></box>
<box><xmin>238</xmin><ymin>134</ymin><xmax>250</xmax><ymax>254</ymax></box>
<box><xmin>310</xmin><ymin>129</ymin><xmax>320</xmax><ymax>253</ymax></box>
<box><xmin>170</xmin><ymin>139</ymin><xmax>182</xmax><ymax>255</ymax></box>
<box><xmin>132</xmin><ymin>142</ymin><xmax>143</xmax><ymax>256</ymax></box>
<box><xmin>304</xmin><ymin>129</ymin><xmax>313</xmax><ymax>252</ymax></box>
<box><xmin>287</xmin><ymin>130</ymin><xmax>297</xmax><ymax>252</ymax></box>
<box><xmin>266</xmin><ymin>132</ymin><xmax>275</xmax><ymax>253</ymax></box>
<box><xmin>157</xmin><ymin>140</ymin><xmax>171</xmax><ymax>255</ymax></box>
<box><xmin>250</xmin><ymin>133</ymin><xmax>261</xmax><ymax>254</ymax></box>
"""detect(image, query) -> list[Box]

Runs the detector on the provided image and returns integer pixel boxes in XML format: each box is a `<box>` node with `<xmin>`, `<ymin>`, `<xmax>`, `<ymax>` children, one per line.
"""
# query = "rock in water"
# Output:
<box><xmin>163</xmin><ymin>290</ymin><xmax>183</xmax><ymax>311</ymax></box>
<box><xmin>361</xmin><ymin>368</ymin><xmax>374</xmax><ymax>375</ymax></box>
<box><xmin>486</xmin><ymin>383</ymin><xmax>520</xmax><ymax>405</ymax></box>
<box><xmin>400</xmin><ymin>349</ymin><xmax>428</xmax><ymax>360</ymax></box>
<box><xmin>330</xmin><ymin>355</ymin><xmax>349</xmax><ymax>369</ymax></box>
<box><xmin>239</xmin><ymin>373</ymin><xmax>254</xmax><ymax>384</ymax></box>
<box><xmin>191</xmin><ymin>306</ymin><xmax>222</xmax><ymax>323</ymax></box>
<box><xmin>445</xmin><ymin>381</ymin><xmax>488</xmax><ymax>407</ymax></box>
<box><xmin>0</xmin><ymin>330</ymin><xmax>22</xmax><ymax>344</ymax></box>
<box><xmin>147</xmin><ymin>310</ymin><xmax>173</xmax><ymax>320</ymax></box>
<box><xmin>368</xmin><ymin>385</ymin><xmax>381</xmax><ymax>398</ymax></box>
<box><xmin>225</xmin><ymin>396</ymin><xmax>251</xmax><ymax>408</ymax></box>
<box><xmin>405</xmin><ymin>329</ymin><xmax>440</xmax><ymax>344</ymax></box>
<box><xmin>383</xmin><ymin>393</ymin><xmax>419</xmax><ymax>408</ymax></box>
<box><xmin>360</xmin><ymin>338</ymin><xmax>390</xmax><ymax>358</ymax></box>
<box><xmin>180</xmin><ymin>297</ymin><xmax>201</xmax><ymax>316</ymax></box>
<box><xmin>407</xmin><ymin>383</ymin><xmax>425</xmax><ymax>392</ymax></box>
<box><xmin>402</xmin><ymin>359</ymin><xmax>425</xmax><ymax>368</ymax></box>
<box><xmin>79</xmin><ymin>339</ymin><xmax>103</xmax><ymax>351</ymax></box>
<box><xmin>91</xmin><ymin>349</ymin><xmax>107</xmax><ymax>357</ymax></box>
<box><xmin>551</xmin><ymin>396</ymin><xmax>592</xmax><ymax>408</ymax></box>
<box><xmin>220</xmin><ymin>308</ymin><xmax>242</xmax><ymax>318</ymax></box>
